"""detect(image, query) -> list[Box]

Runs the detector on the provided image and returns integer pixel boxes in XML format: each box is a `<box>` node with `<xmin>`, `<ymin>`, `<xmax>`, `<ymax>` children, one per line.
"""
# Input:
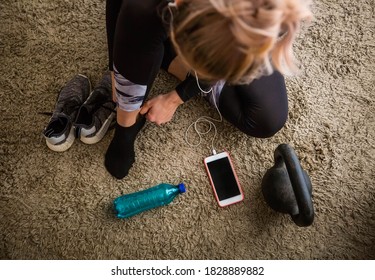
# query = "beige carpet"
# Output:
<box><xmin>0</xmin><ymin>0</ymin><xmax>374</xmax><ymax>260</ymax></box>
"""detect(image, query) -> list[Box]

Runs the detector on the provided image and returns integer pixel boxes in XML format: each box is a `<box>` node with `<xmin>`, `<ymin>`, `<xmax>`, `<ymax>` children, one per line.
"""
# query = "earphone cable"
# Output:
<box><xmin>184</xmin><ymin>73</ymin><xmax>223</xmax><ymax>154</ymax></box>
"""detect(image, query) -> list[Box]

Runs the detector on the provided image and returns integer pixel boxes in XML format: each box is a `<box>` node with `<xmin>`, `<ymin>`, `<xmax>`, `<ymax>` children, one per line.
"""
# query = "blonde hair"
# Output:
<box><xmin>170</xmin><ymin>0</ymin><xmax>312</xmax><ymax>84</ymax></box>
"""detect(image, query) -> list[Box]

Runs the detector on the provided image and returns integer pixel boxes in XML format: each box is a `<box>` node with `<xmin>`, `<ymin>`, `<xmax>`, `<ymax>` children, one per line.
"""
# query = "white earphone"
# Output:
<box><xmin>168</xmin><ymin>0</ymin><xmax>177</xmax><ymax>8</ymax></box>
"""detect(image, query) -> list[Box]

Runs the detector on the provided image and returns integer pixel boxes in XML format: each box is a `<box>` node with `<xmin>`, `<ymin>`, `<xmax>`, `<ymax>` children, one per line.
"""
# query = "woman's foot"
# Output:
<box><xmin>104</xmin><ymin>116</ymin><xmax>146</xmax><ymax>179</ymax></box>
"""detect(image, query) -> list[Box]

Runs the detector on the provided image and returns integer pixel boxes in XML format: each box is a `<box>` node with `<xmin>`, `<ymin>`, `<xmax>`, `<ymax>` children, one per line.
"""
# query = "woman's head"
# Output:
<box><xmin>170</xmin><ymin>0</ymin><xmax>312</xmax><ymax>84</ymax></box>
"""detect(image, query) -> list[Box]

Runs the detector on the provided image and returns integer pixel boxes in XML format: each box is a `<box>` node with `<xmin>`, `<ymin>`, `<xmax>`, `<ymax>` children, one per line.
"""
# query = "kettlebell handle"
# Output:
<box><xmin>274</xmin><ymin>144</ymin><xmax>314</xmax><ymax>227</ymax></box>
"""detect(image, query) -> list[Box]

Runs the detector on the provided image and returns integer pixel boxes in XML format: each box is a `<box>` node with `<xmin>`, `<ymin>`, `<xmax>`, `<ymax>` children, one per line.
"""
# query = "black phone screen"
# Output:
<box><xmin>207</xmin><ymin>157</ymin><xmax>241</xmax><ymax>200</ymax></box>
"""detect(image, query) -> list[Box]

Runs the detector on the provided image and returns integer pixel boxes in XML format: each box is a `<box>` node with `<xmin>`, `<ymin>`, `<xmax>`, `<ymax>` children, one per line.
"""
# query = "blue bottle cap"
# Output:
<box><xmin>178</xmin><ymin>183</ymin><xmax>186</xmax><ymax>193</ymax></box>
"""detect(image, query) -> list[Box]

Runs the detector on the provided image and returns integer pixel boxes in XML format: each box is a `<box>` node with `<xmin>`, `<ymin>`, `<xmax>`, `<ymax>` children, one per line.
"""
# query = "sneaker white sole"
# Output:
<box><xmin>44</xmin><ymin>73</ymin><xmax>91</xmax><ymax>152</ymax></box>
<box><xmin>80</xmin><ymin>112</ymin><xmax>116</xmax><ymax>145</ymax></box>
<box><xmin>45</xmin><ymin>125</ymin><xmax>75</xmax><ymax>152</ymax></box>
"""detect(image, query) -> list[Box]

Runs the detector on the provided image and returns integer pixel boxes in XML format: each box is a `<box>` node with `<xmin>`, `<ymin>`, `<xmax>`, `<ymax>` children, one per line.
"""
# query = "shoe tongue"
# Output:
<box><xmin>44</xmin><ymin>114</ymin><xmax>70</xmax><ymax>137</ymax></box>
<box><xmin>75</xmin><ymin>105</ymin><xmax>93</xmax><ymax>127</ymax></box>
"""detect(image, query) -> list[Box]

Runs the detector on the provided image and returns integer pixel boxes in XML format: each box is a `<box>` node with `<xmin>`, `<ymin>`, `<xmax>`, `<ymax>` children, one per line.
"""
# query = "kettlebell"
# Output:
<box><xmin>261</xmin><ymin>144</ymin><xmax>314</xmax><ymax>227</ymax></box>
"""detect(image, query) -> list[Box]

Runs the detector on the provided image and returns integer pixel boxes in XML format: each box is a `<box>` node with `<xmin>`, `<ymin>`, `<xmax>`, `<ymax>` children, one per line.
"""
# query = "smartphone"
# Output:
<box><xmin>204</xmin><ymin>151</ymin><xmax>244</xmax><ymax>207</ymax></box>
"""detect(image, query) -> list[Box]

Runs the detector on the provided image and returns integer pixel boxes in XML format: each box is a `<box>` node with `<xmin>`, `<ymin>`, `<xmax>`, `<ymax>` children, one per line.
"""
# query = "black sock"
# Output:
<box><xmin>104</xmin><ymin>116</ymin><xmax>146</xmax><ymax>179</ymax></box>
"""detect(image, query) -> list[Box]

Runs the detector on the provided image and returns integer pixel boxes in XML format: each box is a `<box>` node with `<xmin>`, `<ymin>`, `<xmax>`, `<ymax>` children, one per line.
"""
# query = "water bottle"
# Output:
<box><xmin>113</xmin><ymin>183</ymin><xmax>186</xmax><ymax>218</ymax></box>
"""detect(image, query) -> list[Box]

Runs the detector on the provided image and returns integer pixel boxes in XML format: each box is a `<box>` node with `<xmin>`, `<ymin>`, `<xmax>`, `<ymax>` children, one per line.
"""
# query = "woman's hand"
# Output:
<box><xmin>140</xmin><ymin>90</ymin><xmax>184</xmax><ymax>125</ymax></box>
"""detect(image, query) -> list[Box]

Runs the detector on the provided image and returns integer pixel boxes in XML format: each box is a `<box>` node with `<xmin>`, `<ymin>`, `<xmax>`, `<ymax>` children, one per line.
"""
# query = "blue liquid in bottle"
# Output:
<box><xmin>114</xmin><ymin>183</ymin><xmax>186</xmax><ymax>218</ymax></box>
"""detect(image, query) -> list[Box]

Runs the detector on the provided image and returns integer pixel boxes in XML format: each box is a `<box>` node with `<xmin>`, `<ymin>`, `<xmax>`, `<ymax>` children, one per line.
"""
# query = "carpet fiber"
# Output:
<box><xmin>0</xmin><ymin>0</ymin><xmax>374</xmax><ymax>259</ymax></box>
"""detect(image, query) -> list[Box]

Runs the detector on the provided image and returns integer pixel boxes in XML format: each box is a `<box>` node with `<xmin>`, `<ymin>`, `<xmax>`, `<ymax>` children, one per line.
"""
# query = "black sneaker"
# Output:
<box><xmin>75</xmin><ymin>72</ymin><xmax>116</xmax><ymax>144</ymax></box>
<box><xmin>43</xmin><ymin>74</ymin><xmax>91</xmax><ymax>152</ymax></box>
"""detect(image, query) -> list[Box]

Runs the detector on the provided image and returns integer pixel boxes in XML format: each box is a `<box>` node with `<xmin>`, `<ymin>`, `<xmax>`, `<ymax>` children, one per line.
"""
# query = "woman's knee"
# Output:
<box><xmin>218</xmin><ymin>71</ymin><xmax>288</xmax><ymax>138</ymax></box>
<box><xmin>240</xmin><ymin>107</ymin><xmax>288</xmax><ymax>138</ymax></box>
<box><xmin>240</xmin><ymin>75</ymin><xmax>288</xmax><ymax>138</ymax></box>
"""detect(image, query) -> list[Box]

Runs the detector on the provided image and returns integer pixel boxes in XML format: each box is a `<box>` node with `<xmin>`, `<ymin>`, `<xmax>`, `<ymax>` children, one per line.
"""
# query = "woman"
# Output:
<box><xmin>105</xmin><ymin>0</ymin><xmax>312</xmax><ymax>179</ymax></box>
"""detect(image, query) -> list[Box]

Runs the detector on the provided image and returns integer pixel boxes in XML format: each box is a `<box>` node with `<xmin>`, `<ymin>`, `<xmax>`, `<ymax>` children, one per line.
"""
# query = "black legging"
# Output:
<box><xmin>219</xmin><ymin>72</ymin><xmax>288</xmax><ymax>138</ymax></box>
<box><xmin>107</xmin><ymin>0</ymin><xmax>288</xmax><ymax>138</ymax></box>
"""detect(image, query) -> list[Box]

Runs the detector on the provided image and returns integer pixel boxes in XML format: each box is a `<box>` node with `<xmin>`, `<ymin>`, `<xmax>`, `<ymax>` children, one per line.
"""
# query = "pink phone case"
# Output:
<box><xmin>203</xmin><ymin>151</ymin><xmax>244</xmax><ymax>207</ymax></box>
